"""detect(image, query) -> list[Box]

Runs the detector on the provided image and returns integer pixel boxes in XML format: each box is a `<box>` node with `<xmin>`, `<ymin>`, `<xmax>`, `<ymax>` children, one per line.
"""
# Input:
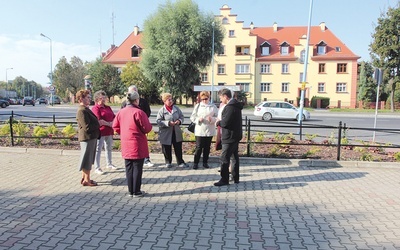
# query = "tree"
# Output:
<box><xmin>120</xmin><ymin>62</ymin><xmax>159</xmax><ymax>103</ymax></box>
<box><xmin>370</xmin><ymin>4</ymin><xmax>400</xmax><ymax>111</ymax></box>
<box><xmin>357</xmin><ymin>61</ymin><xmax>376</xmax><ymax>107</ymax></box>
<box><xmin>88</xmin><ymin>57</ymin><xmax>125</xmax><ymax>99</ymax></box>
<box><xmin>140</xmin><ymin>0</ymin><xmax>224</xmax><ymax>99</ymax></box>
<box><xmin>53</xmin><ymin>56</ymin><xmax>87</xmax><ymax>99</ymax></box>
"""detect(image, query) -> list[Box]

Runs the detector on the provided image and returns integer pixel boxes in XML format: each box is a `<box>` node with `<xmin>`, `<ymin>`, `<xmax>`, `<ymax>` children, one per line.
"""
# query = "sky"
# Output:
<box><xmin>0</xmin><ymin>0</ymin><xmax>398</xmax><ymax>86</ymax></box>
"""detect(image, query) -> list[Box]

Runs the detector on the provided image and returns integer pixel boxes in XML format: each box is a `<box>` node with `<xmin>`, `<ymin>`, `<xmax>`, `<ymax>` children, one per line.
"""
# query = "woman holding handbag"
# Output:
<box><xmin>190</xmin><ymin>91</ymin><xmax>218</xmax><ymax>169</ymax></box>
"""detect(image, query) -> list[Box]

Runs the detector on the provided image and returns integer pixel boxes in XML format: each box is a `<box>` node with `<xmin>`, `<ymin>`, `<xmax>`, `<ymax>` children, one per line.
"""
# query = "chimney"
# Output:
<box><xmin>319</xmin><ymin>22</ymin><xmax>326</xmax><ymax>31</ymax></box>
<box><xmin>273</xmin><ymin>22</ymin><xmax>278</xmax><ymax>32</ymax></box>
<box><xmin>250</xmin><ymin>22</ymin><xmax>254</xmax><ymax>30</ymax></box>
<box><xmin>134</xmin><ymin>25</ymin><xmax>139</xmax><ymax>36</ymax></box>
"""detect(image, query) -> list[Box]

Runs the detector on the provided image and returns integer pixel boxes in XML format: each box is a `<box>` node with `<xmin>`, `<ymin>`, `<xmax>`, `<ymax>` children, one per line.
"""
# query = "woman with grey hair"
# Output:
<box><xmin>91</xmin><ymin>90</ymin><xmax>117</xmax><ymax>175</ymax></box>
<box><xmin>113</xmin><ymin>91</ymin><xmax>152</xmax><ymax>197</ymax></box>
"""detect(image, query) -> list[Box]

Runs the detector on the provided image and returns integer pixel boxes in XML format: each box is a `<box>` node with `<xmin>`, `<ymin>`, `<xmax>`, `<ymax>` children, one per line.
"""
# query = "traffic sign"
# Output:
<box><xmin>49</xmin><ymin>85</ymin><xmax>55</xmax><ymax>91</ymax></box>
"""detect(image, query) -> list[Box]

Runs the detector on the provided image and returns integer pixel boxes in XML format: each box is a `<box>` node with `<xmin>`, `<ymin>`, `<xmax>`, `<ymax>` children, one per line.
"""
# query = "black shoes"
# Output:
<box><xmin>214</xmin><ymin>181</ymin><xmax>229</xmax><ymax>186</ymax></box>
<box><xmin>203</xmin><ymin>164</ymin><xmax>210</xmax><ymax>169</ymax></box>
<box><xmin>193</xmin><ymin>164</ymin><xmax>198</xmax><ymax>169</ymax></box>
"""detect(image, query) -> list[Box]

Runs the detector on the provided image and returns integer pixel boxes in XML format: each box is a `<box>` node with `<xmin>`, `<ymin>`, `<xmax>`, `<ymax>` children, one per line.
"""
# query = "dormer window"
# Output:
<box><xmin>260</xmin><ymin>41</ymin><xmax>271</xmax><ymax>56</ymax></box>
<box><xmin>280</xmin><ymin>42</ymin><xmax>290</xmax><ymax>55</ymax></box>
<box><xmin>131</xmin><ymin>45</ymin><xmax>141</xmax><ymax>57</ymax></box>
<box><xmin>335</xmin><ymin>46</ymin><xmax>341</xmax><ymax>52</ymax></box>
<box><xmin>317</xmin><ymin>41</ymin><xmax>327</xmax><ymax>55</ymax></box>
<box><xmin>300</xmin><ymin>50</ymin><xmax>306</xmax><ymax>63</ymax></box>
<box><xmin>222</xmin><ymin>17</ymin><xmax>229</xmax><ymax>24</ymax></box>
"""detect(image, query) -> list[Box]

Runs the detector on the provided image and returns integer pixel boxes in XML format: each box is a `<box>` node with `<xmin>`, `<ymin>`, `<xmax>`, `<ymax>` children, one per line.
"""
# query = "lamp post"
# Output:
<box><xmin>5</xmin><ymin>67</ymin><xmax>13</xmax><ymax>98</ymax></box>
<box><xmin>298</xmin><ymin>0</ymin><xmax>313</xmax><ymax>139</ymax></box>
<box><xmin>211</xmin><ymin>21</ymin><xmax>215</xmax><ymax>103</ymax></box>
<box><xmin>40</xmin><ymin>33</ymin><xmax>53</xmax><ymax>105</ymax></box>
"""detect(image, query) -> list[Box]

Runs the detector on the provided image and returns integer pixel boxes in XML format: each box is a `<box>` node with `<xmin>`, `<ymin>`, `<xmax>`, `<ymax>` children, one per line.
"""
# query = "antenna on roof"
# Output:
<box><xmin>111</xmin><ymin>11</ymin><xmax>116</xmax><ymax>45</ymax></box>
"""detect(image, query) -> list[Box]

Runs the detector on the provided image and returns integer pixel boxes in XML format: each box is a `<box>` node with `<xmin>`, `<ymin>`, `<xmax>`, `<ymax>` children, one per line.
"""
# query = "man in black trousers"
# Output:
<box><xmin>214</xmin><ymin>88</ymin><xmax>243</xmax><ymax>186</ymax></box>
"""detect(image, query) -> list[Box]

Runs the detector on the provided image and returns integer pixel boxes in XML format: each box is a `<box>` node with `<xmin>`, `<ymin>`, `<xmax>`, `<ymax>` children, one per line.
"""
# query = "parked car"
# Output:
<box><xmin>0</xmin><ymin>99</ymin><xmax>10</xmax><ymax>108</ymax></box>
<box><xmin>254</xmin><ymin>101</ymin><xmax>310</xmax><ymax>121</ymax></box>
<box><xmin>38</xmin><ymin>98</ymin><xmax>48</xmax><ymax>104</ymax></box>
<box><xmin>7</xmin><ymin>98</ymin><xmax>18</xmax><ymax>105</ymax></box>
<box><xmin>48</xmin><ymin>95</ymin><xmax>61</xmax><ymax>104</ymax></box>
<box><xmin>22</xmin><ymin>96</ymin><xmax>35</xmax><ymax>106</ymax></box>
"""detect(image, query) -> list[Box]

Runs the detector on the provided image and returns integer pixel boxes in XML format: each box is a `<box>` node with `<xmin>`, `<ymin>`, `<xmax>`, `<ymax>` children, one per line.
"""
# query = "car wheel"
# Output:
<box><xmin>296</xmin><ymin>114</ymin><xmax>306</xmax><ymax>121</ymax></box>
<box><xmin>262</xmin><ymin>112</ymin><xmax>272</xmax><ymax>121</ymax></box>
<box><xmin>1</xmin><ymin>103</ymin><xmax>6</xmax><ymax>108</ymax></box>
<box><xmin>23</xmin><ymin>104</ymin><xmax>25</xmax><ymax>106</ymax></box>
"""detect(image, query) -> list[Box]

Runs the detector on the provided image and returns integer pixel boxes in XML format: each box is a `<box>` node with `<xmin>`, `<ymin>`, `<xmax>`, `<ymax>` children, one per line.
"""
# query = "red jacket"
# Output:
<box><xmin>91</xmin><ymin>104</ymin><xmax>115</xmax><ymax>136</ymax></box>
<box><xmin>112</xmin><ymin>105</ymin><xmax>152</xmax><ymax>160</ymax></box>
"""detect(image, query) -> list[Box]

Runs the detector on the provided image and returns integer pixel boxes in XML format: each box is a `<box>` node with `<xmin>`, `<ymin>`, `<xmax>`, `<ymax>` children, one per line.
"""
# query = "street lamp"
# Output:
<box><xmin>5</xmin><ymin>67</ymin><xmax>13</xmax><ymax>98</ymax></box>
<box><xmin>211</xmin><ymin>21</ymin><xmax>215</xmax><ymax>103</ymax></box>
<box><xmin>40</xmin><ymin>33</ymin><xmax>53</xmax><ymax>105</ymax></box>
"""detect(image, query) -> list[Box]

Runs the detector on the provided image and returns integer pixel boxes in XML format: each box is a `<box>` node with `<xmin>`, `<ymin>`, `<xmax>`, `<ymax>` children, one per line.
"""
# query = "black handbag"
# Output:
<box><xmin>187</xmin><ymin>104</ymin><xmax>200</xmax><ymax>133</ymax></box>
<box><xmin>187</xmin><ymin>122</ymin><xmax>196</xmax><ymax>133</ymax></box>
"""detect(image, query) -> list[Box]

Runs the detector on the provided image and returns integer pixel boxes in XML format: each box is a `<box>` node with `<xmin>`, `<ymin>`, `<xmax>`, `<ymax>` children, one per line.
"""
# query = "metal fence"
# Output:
<box><xmin>1</xmin><ymin>111</ymin><xmax>400</xmax><ymax>161</ymax></box>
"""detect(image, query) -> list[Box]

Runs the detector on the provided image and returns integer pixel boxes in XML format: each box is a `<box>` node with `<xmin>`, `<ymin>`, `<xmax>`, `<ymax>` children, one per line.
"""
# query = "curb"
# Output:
<box><xmin>1</xmin><ymin>147</ymin><xmax>399</xmax><ymax>169</ymax></box>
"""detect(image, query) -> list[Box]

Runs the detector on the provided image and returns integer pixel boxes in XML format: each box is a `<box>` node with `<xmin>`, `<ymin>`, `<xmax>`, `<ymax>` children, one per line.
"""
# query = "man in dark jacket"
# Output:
<box><xmin>121</xmin><ymin>85</ymin><xmax>153</xmax><ymax>167</ymax></box>
<box><xmin>214</xmin><ymin>88</ymin><xmax>243</xmax><ymax>186</ymax></box>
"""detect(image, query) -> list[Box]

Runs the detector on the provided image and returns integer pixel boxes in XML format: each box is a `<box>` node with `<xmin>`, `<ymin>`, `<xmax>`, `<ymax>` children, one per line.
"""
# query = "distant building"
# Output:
<box><xmin>102</xmin><ymin>4</ymin><xmax>360</xmax><ymax>108</ymax></box>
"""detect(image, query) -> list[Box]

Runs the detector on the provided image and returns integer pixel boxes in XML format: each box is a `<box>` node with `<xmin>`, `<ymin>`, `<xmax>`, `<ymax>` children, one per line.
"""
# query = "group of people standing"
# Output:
<box><xmin>75</xmin><ymin>86</ymin><xmax>243</xmax><ymax>197</ymax></box>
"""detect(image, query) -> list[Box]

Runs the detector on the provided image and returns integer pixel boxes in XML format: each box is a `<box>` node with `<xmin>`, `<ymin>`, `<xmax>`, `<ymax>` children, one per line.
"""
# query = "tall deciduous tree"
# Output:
<box><xmin>370</xmin><ymin>4</ymin><xmax>400</xmax><ymax>111</ymax></box>
<box><xmin>140</xmin><ymin>0</ymin><xmax>224</xmax><ymax>99</ymax></box>
<box><xmin>120</xmin><ymin>62</ymin><xmax>159</xmax><ymax>103</ymax></box>
<box><xmin>88</xmin><ymin>57</ymin><xmax>125</xmax><ymax>99</ymax></box>
<box><xmin>53</xmin><ymin>56</ymin><xmax>88</xmax><ymax>99</ymax></box>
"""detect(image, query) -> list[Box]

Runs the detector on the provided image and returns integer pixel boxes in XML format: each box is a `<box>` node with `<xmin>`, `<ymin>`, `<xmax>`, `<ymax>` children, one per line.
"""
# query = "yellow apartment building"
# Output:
<box><xmin>103</xmin><ymin>4</ymin><xmax>360</xmax><ymax>108</ymax></box>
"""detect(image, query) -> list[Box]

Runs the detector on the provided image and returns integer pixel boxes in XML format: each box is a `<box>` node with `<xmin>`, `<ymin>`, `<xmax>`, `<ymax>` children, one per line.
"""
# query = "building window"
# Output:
<box><xmin>218</xmin><ymin>45</ymin><xmax>225</xmax><ymax>56</ymax></box>
<box><xmin>229</xmin><ymin>30</ymin><xmax>235</xmax><ymax>37</ymax></box>
<box><xmin>235</xmin><ymin>64</ymin><xmax>250</xmax><ymax>74</ymax></box>
<box><xmin>280</xmin><ymin>42</ymin><xmax>290</xmax><ymax>55</ymax></box>
<box><xmin>260</xmin><ymin>41</ymin><xmax>271</xmax><ymax>55</ymax></box>
<box><xmin>317</xmin><ymin>41</ymin><xmax>327</xmax><ymax>55</ymax></box>
<box><xmin>222</xmin><ymin>17</ymin><xmax>228</xmax><ymax>24</ymax></box>
<box><xmin>217</xmin><ymin>64</ymin><xmax>225</xmax><ymax>74</ymax></box>
<box><xmin>260</xmin><ymin>64</ymin><xmax>271</xmax><ymax>74</ymax></box>
<box><xmin>336</xmin><ymin>83</ymin><xmax>347</xmax><ymax>92</ymax></box>
<box><xmin>236</xmin><ymin>46</ymin><xmax>250</xmax><ymax>55</ymax></box>
<box><xmin>319</xmin><ymin>63</ymin><xmax>326</xmax><ymax>73</ymax></box>
<box><xmin>335</xmin><ymin>46</ymin><xmax>341</xmax><ymax>52</ymax></box>
<box><xmin>261</xmin><ymin>82</ymin><xmax>271</xmax><ymax>92</ymax></box>
<box><xmin>337</xmin><ymin>63</ymin><xmax>347</xmax><ymax>73</ymax></box>
<box><xmin>236</xmin><ymin>82</ymin><xmax>249</xmax><ymax>92</ymax></box>
<box><xmin>200</xmin><ymin>73</ymin><xmax>208</xmax><ymax>82</ymax></box>
<box><xmin>300</xmin><ymin>50</ymin><xmax>306</xmax><ymax>63</ymax></box>
<box><xmin>218</xmin><ymin>82</ymin><xmax>225</xmax><ymax>86</ymax></box>
<box><xmin>318</xmin><ymin>82</ymin><xmax>325</xmax><ymax>92</ymax></box>
<box><xmin>281</xmin><ymin>82</ymin><xmax>289</xmax><ymax>92</ymax></box>
<box><xmin>299</xmin><ymin>72</ymin><xmax>306</xmax><ymax>83</ymax></box>
<box><xmin>131</xmin><ymin>46</ymin><xmax>141</xmax><ymax>57</ymax></box>
<box><xmin>281</xmin><ymin>64</ymin><xmax>289</xmax><ymax>73</ymax></box>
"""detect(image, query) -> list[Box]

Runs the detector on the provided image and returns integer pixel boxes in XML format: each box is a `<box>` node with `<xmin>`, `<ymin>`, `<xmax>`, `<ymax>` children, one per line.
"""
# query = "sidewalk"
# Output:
<box><xmin>1</xmin><ymin>147</ymin><xmax>400</xmax><ymax>249</ymax></box>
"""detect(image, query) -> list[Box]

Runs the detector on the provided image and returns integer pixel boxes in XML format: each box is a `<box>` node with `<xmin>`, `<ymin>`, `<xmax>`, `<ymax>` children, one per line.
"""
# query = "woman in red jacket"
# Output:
<box><xmin>112</xmin><ymin>90</ymin><xmax>152</xmax><ymax>197</ymax></box>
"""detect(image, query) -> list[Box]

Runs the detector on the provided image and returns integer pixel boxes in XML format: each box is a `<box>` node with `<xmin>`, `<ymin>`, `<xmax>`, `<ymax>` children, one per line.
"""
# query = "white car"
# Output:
<box><xmin>254</xmin><ymin>101</ymin><xmax>310</xmax><ymax>121</ymax></box>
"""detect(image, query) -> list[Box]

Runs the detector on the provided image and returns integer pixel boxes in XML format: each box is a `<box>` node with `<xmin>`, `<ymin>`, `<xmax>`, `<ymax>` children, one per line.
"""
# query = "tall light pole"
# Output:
<box><xmin>211</xmin><ymin>21</ymin><xmax>215</xmax><ymax>103</ymax></box>
<box><xmin>40</xmin><ymin>33</ymin><xmax>53</xmax><ymax>105</ymax></box>
<box><xmin>5</xmin><ymin>67</ymin><xmax>13</xmax><ymax>98</ymax></box>
<box><xmin>298</xmin><ymin>0</ymin><xmax>313</xmax><ymax>132</ymax></box>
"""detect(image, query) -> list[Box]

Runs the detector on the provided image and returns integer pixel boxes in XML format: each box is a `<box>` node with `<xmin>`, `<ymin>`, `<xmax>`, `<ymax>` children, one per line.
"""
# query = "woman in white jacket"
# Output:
<box><xmin>190</xmin><ymin>91</ymin><xmax>218</xmax><ymax>169</ymax></box>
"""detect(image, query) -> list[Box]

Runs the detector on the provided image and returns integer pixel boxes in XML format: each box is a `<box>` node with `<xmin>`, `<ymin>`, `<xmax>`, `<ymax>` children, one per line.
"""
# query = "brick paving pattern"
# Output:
<box><xmin>0</xmin><ymin>148</ymin><xmax>400</xmax><ymax>249</ymax></box>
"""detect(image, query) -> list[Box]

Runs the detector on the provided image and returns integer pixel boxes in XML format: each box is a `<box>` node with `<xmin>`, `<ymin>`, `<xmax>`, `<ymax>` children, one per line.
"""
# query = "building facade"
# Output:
<box><xmin>103</xmin><ymin>4</ymin><xmax>360</xmax><ymax>108</ymax></box>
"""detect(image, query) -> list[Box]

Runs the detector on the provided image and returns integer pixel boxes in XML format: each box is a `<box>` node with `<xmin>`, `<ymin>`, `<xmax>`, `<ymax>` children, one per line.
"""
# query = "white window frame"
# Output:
<box><xmin>201</xmin><ymin>73</ymin><xmax>208</xmax><ymax>82</ymax></box>
<box><xmin>336</xmin><ymin>82</ymin><xmax>347</xmax><ymax>92</ymax></box>
<box><xmin>318</xmin><ymin>82</ymin><xmax>325</xmax><ymax>92</ymax></box>
<box><xmin>261</xmin><ymin>46</ymin><xmax>270</xmax><ymax>56</ymax></box>
<box><xmin>236</xmin><ymin>82</ymin><xmax>250</xmax><ymax>92</ymax></box>
<box><xmin>229</xmin><ymin>30</ymin><xmax>235</xmax><ymax>37</ymax></box>
<box><xmin>217</xmin><ymin>64</ymin><xmax>225</xmax><ymax>74</ymax></box>
<box><xmin>317</xmin><ymin>45</ymin><xmax>326</xmax><ymax>55</ymax></box>
<box><xmin>260</xmin><ymin>64</ymin><xmax>271</xmax><ymax>74</ymax></box>
<box><xmin>260</xmin><ymin>82</ymin><xmax>271</xmax><ymax>92</ymax></box>
<box><xmin>281</xmin><ymin>82</ymin><xmax>289</xmax><ymax>92</ymax></box>
<box><xmin>281</xmin><ymin>46</ymin><xmax>289</xmax><ymax>55</ymax></box>
<box><xmin>281</xmin><ymin>64</ymin><xmax>289</xmax><ymax>73</ymax></box>
<box><xmin>235</xmin><ymin>64</ymin><xmax>250</xmax><ymax>74</ymax></box>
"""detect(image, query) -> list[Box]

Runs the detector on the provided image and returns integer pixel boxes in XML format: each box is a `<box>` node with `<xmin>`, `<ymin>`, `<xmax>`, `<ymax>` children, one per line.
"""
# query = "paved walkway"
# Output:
<box><xmin>0</xmin><ymin>147</ymin><xmax>400</xmax><ymax>250</ymax></box>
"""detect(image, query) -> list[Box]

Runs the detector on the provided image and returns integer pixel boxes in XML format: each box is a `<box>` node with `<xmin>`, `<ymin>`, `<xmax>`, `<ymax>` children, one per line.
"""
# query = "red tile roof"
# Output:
<box><xmin>250</xmin><ymin>25</ymin><xmax>360</xmax><ymax>61</ymax></box>
<box><xmin>102</xmin><ymin>30</ymin><xmax>143</xmax><ymax>64</ymax></box>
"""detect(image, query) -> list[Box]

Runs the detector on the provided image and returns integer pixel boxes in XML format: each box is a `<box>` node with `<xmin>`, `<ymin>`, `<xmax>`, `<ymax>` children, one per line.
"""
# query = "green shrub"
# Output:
<box><xmin>62</xmin><ymin>124</ymin><xmax>76</xmax><ymax>138</ymax></box>
<box><xmin>33</xmin><ymin>126</ymin><xmax>48</xmax><ymax>145</ymax></box>
<box><xmin>310</xmin><ymin>96</ymin><xmax>330</xmax><ymax>108</ymax></box>
<box><xmin>0</xmin><ymin>124</ymin><xmax>10</xmax><ymax>136</ymax></box>
<box><xmin>46</xmin><ymin>125</ymin><xmax>59</xmax><ymax>136</ymax></box>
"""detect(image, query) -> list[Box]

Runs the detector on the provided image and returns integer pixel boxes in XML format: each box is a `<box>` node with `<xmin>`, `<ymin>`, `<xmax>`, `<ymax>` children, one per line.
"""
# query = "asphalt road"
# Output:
<box><xmin>1</xmin><ymin>104</ymin><xmax>399</xmax><ymax>145</ymax></box>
